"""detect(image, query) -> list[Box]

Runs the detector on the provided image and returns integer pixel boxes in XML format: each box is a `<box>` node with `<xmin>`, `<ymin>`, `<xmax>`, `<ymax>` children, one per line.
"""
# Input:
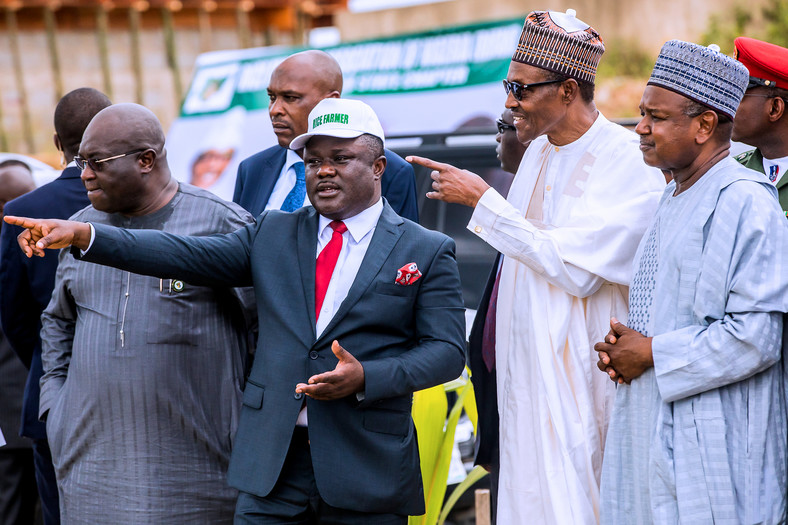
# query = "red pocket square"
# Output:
<box><xmin>395</xmin><ymin>262</ymin><xmax>422</xmax><ymax>286</ymax></box>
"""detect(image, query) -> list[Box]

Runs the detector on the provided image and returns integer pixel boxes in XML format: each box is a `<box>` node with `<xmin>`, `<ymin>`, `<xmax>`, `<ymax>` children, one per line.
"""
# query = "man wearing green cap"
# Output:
<box><xmin>4</xmin><ymin>97</ymin><xmax>466</xmax><ymax>524</ymax></box>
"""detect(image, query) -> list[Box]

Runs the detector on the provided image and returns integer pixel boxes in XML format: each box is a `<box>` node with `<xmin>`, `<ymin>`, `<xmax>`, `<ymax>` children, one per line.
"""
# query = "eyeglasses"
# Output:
<box><xmin>495</xmin><ymin>118</ymin><xmax>517</xmax><ymax>134</ymax></box>
<box><xmin>74</xmin><ymin>149</ymin><xmax>146</xmax><ymax>172</ymax></box>
<box><xmin>502</xmin><ymin>78</ymin><xmax>564</xmax><ymax>101</ymax></box>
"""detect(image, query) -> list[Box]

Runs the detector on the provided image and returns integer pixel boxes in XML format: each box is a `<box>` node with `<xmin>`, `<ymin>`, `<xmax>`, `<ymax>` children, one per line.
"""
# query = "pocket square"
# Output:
<box><xmin>395</xmin><ymin>262</ymin><xmax>422</xmax><ymax>286</ymax></box>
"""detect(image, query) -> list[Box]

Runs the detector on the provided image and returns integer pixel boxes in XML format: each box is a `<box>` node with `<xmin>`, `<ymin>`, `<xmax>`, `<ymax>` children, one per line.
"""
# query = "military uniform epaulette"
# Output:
<box><xmin>735</xmin><ymin>149</ymin><xmax>756</xmax><ymax>164</ymax></box>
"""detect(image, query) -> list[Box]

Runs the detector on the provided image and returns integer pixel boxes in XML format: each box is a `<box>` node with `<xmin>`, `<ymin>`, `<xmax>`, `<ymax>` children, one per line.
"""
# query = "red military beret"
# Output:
<box><xmin>734</xmin><ymin>37</ymin><xmax>788</xmax><ymax>89</ymax></box>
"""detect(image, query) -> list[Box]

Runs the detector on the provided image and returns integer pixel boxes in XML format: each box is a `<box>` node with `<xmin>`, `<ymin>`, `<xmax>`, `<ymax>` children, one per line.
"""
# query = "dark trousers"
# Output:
<box><xmin>234</xmin><ymin>427</ymin><xmax>406</xmax><ymax>525</ymax></box>
<box><xmin>0</xmin><ymin>447</ymin><xmax>39</xmax><ymax>525</ymax></box>
<box><xmin>489</xmin><ymin>442</ymin><xmax>499</xmax><ymax>525</ymax></box>
<box><xmin>31</xmin><ymin>439</ymin><xmax>59</xmax><ymax>525</ymax></box>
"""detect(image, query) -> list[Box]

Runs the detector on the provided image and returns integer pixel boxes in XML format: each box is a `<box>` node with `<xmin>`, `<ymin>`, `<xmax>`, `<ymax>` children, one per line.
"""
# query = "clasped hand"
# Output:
<box><xmin>594</xmin><ymin>317</ymin><xmax>654</xmax><ymax>384</ymax></box>
<box><xmin>295</xmin><ymin>340</ymin><xmax>365</xmax><ymax>401</ymax></box>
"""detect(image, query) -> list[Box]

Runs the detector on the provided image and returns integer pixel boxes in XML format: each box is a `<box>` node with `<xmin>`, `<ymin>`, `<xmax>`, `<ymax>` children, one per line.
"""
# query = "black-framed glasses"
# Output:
<box><xmin>502</xmin><ymin>78</ymin><xmax>564</xmax><ymax>101</ymax></box>
<box><xmin>74</xmin><ymin>149</ymin><xmax>146</xmax><ymax>172</ymax></box>
<box><xmin>495</xmin><ymin>118</ymin><xmax>517</xmax><ymax>134</ymax></box>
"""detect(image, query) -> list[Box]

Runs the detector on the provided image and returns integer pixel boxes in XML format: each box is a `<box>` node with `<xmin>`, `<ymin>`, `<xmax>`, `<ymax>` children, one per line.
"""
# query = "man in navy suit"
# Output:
<box><xmin>0</xmin><ymin>160</ymin><xmax>37</xmax><ymax>525</ymax></box>
<box><xmin>468</xmin><ymin>108</ymin><xmax>529</xmax><ymax>524</ymax></box>
<box><xmin>233</xmin><ymin>49</ymin><xmax>420</xmax><ymax>223</ymax></box>
<box><xmin>9</xmin><ymin>98</ymin><xmax>465</xmax><ymax>523</ymax></box>
<box><xmin>0</xmin><ymin>87</ymin><xmax>111</xmax><ymax>525</ymax></box>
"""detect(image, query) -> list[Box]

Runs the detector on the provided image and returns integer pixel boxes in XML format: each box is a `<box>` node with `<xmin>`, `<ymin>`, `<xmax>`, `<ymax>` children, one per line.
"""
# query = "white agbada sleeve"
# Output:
<box><xmin>468</xmin><ymin>119</ymin><xmax>664</xmax><ymax>297</ymax></box>
<box><xmin>469</xmin><ymin>168</ymin><xmax>662</xmax><ymax>297</ymax></box>
<box><xmin>470</xmin><ymin>188</ymin><xmax>605</xmax><ymax>296</ymax></box>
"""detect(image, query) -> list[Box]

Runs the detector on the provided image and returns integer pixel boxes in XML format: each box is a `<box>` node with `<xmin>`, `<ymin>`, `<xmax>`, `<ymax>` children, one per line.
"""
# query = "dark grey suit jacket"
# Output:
<box><xmin>80</xmin><ymin>202</ymin><xmax>465</xmax><ymax>515</ymax></box>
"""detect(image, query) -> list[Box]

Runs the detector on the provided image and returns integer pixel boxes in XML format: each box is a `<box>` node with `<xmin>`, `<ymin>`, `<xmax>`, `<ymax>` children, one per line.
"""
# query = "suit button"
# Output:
<box><xmin>294</xmin><ymin>392</ymin><xmax>303</xmax><ymax>400</ymax></box>
<box><xmin>309</xmin><ymin>350</ymin><xmax>318</xmax><ymax>360</ymax></box>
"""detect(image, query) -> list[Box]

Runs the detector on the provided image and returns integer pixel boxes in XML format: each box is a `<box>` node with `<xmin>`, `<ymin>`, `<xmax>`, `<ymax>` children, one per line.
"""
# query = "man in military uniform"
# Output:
<box><xmin>732</xmin><ymin>37</ymin><xmax>788</xmax><ymax>210</ymax></box>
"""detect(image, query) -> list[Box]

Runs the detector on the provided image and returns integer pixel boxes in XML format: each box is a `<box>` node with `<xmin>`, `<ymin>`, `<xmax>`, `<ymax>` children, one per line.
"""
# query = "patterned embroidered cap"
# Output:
<box><xmin>512</xmin><ymin>9</ymin><xmax>605</xmax><ymax>85</ymax></box>
<box><xmin>648</xmin><ymin>40</ymin><xmax>749</xmax><ymax>119</ymax></box>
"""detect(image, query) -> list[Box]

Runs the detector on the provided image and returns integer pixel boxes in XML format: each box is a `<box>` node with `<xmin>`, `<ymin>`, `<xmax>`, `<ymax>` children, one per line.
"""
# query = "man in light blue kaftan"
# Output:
<box><xmin>595</xmin><ymin>40</ymin><xmax>788</xmax><ymax>524</ymax></box>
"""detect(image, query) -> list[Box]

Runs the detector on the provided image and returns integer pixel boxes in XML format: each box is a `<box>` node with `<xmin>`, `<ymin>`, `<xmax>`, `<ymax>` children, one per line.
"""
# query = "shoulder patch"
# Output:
<box><xmin>734</xmin><ymin>149</ymin><xmax>757</xmax><ymax>166</ymax></box>
<box><xmin>735</xmin><ymin>151</ymin><xmax>750</xmax><ymax>161</ymax></box>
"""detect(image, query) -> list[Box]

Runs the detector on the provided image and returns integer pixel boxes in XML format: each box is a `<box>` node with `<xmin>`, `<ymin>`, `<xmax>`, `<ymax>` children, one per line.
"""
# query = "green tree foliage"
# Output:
<box><xmin>764</xmin><ymin>0</ymin><xmax>788</xmax><ymax>47</ymax></box>
<box><xmin>701</xmin><ymin>0</ymin><xmax>788</xmax><ymax>52</ymax></box>
<box><xmin>701</xmin><ymin>6</ymin><xmax>753</xmax><ymax>54</ymax></box>
<box><xmin>597</xmin><ymin>39</ymin><xmax>655</xmax><ymax>79</ymax></box>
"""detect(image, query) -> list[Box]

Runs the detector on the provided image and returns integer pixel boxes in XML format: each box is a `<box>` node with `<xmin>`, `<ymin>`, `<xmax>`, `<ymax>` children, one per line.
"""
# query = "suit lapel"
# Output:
<box><xmin>297</xmin><ymin>208</ymin><xmax>319</xmax><ymax>341</ymax></box>
<box><xmin>314</xmin><ymin>204</ymin><xmax>404</xmax><ymax>347</ymax></box>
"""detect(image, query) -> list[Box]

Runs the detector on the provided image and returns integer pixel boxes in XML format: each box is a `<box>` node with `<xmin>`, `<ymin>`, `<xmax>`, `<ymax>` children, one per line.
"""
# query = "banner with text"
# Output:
<box><xmin>167</xmin><ymin>17</ymin><xmax>523</xmax><ymax>200</ymax></box>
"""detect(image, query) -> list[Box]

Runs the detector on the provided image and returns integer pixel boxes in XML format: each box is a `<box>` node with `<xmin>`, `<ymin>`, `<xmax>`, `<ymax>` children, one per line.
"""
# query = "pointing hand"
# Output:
<box><xmin>4</xmin><ymin>216</ymin><xmax>92</xmax><ymax>258</ymax></box>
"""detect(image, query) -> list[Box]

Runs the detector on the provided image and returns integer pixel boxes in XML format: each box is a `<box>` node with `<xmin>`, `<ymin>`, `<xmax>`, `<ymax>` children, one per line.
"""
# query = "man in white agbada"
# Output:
<box><xmin>408</xmin><ymin>9</ymin><xmax>665</xmax><ymax>524</ymax></box>
<box><xmin>596</xmin><ymin>40</ymin><xmax>788</xmax><ymax>524</ymax></box>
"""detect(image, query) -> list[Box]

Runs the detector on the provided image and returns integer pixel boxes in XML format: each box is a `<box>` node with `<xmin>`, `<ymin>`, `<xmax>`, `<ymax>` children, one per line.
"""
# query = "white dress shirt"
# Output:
<box><xmin>297</xmin><ymin>198</ymin><xmax>383</xmax><ymax>426</ymax></box>
<box><xmin>264</xmin><ymin>149</ymin><xmax>311</xmax><ymax>211</ymax></box>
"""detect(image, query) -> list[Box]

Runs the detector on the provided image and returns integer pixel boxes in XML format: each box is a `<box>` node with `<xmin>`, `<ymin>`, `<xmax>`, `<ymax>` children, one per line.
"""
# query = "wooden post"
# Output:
<box><xmin>6</xmin><ymin>7</ymin><xmax>35</xmax><ymax>153</ymax></box>
<box><xmin>128</xmin><ymin>4</ymin><xmax>144</xmax><ymax>105</ymax></box>
<box><xmin>198</xmin><ymin>1</ymin><xmax>215</xmax><ymax>53</ymax></box>
<box><xmin>475</xmin><ymin>488</ymin><xmax>491</xmax><ymax>525</ymax></box>
<box><xmin>0</xmin><ymin>77</ymin><xmax>7</xmax><ymax>152</ymax></box>
<box><xmin>42</xmin><ymin>3</ymin><xmax>63</xmax><ymax>102</ymax></box>
<box><xmin>95</xmin><ymin>3</ymin><xmax>113</xmax><ymax>99</ymax></box>
<box><xmin>294</xmin><ymin>5</ymin><xmax>307</xmax><ymax>47</ymax></box>
<box><xmin>236</xmin><ymin>1</ymin><xmax>252</xmax><ymax>49</ymax></box>
<box><xmin>161</xmin><ymin>3</ymin><xmax>183</xmax><ymax>107</ymax></box>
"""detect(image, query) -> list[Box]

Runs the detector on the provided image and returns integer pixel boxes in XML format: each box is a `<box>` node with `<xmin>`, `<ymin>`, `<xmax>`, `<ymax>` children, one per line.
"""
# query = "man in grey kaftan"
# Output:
<box><xmin>38</xmin><ymin>104</ymin><xmax>255</xmax><ymax>523</ymax></box>
<box><xmin>596</xmin><ymin>41</ymin><xmax>788</xmax><ymax>524</ymax></box>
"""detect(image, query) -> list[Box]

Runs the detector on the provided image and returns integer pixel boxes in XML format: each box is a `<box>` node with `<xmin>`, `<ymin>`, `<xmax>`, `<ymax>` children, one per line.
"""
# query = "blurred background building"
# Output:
<box><xmin>0</xmin><ymin>0</ymin><xmax>781</xmax><ymax>161</ymax></box>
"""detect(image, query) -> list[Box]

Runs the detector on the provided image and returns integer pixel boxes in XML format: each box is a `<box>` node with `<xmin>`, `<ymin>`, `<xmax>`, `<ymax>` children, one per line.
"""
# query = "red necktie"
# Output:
<box><xmin>315</xmin><ymin>221</ymin><xmax>347</xmax><ymax>321</ymax></box>
<box><xmin>481</xmin><ymin>267</ymin><xmax>501</xmax><ymax>372</ymax></box>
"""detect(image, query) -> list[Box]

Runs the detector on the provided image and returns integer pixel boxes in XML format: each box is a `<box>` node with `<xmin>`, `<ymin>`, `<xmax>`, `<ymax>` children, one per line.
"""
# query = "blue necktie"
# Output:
<box><xmin>280</xmin><ymin>161</ymin><xmax>306</xmax><ymax>212</ymax></box>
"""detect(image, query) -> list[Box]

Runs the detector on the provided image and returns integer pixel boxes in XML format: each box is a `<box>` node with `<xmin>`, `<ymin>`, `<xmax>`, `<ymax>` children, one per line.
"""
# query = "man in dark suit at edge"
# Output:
<box><xmin>8</xmin><ymin>98</ymin><xmax>465</xmax><ymax>524</ymax></box>
<box><xmin>469</xmin><ymin>108</ymin><xmax>530</xmax><ymax>524</ymax></box>
<box><xmin>0</xmin><ymin>160</ymin><xmax>37</xmax><ymax>524</ymax></box>
<box><xmin>0</xmin><ymin>87</ymin><xmax>111</xmax><ymax>525</ymax></box>
<box><xmin>233</xmin><ymin>49</ymin><xmax>420</xmax><ymax>223</ymax></box>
